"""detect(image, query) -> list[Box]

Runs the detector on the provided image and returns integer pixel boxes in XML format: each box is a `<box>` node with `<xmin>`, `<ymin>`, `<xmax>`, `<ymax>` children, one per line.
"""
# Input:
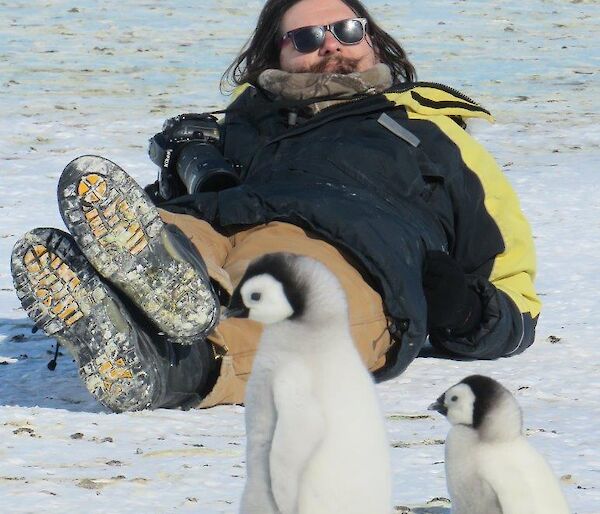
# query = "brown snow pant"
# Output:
<box><xmin>159</xmin><ymin>210</ymin><xmax>393</xmax><ymax>408</ymax></box>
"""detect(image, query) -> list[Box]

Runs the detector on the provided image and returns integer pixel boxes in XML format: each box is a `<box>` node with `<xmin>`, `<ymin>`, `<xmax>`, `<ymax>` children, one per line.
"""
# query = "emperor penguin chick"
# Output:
<box><xmin>229</xmin><ymin>253</ymin><xmax>392</xmax><ymax>514</ymax></box>
<box><xmin>429</xmin><ymin>375</ymin><xmax>570</xmax><ymax>514</ymax></box>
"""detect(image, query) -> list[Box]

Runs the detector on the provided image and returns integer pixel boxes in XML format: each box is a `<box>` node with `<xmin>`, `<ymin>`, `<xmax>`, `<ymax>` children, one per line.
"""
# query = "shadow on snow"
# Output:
<box><xmin>0</xmin><ymin>317</ymin><xmax>105</xmax><ymax>413</ymax></box>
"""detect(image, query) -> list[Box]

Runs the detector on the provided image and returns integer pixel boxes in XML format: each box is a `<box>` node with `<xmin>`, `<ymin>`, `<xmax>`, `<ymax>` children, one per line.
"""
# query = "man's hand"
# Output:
<box><xmin>422</xmin><ymin>250</ymin><xmax>482</xmax><ymax>336</ymax></box>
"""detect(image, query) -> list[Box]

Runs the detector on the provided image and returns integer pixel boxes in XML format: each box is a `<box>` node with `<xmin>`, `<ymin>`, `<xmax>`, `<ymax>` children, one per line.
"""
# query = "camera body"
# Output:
<box><xmin>148</xmin><ymin>113</ymin><xmax>240</xmax><ymax>200</ymax></box>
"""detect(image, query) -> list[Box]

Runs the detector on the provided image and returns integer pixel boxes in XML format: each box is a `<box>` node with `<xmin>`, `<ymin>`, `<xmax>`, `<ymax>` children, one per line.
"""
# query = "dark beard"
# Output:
<box><xmin>303</xmin><ymin>55</ymin><xmax>362</xmax><ymax>74</ymax></box>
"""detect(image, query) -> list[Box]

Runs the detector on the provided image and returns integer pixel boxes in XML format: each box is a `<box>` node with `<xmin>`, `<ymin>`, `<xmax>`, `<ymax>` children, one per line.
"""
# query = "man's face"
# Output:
<box><xmin>279</xmin><ymin>0</ymin><xmax>379</xmax><ymax>74</ymax></box>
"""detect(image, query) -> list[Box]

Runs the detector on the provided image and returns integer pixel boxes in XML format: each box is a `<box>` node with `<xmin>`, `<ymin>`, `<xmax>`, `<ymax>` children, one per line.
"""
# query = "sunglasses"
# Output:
<box><xmin>281</xmin><ymin>17</ymin><xmax>368</xmax><ymax>54</ymax></box>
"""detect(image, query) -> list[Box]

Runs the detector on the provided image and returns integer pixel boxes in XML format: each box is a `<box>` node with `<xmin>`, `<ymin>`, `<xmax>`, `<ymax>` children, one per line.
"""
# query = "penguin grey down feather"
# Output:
<box><xmin>228</xmin><ymin>253</ymin><xmax>392</xmax><ymax>514</ymax></box>
<box><xmin>429</xmin><ymin>375</ymin><xmax>571</xmax><ymax>514</ymax></box>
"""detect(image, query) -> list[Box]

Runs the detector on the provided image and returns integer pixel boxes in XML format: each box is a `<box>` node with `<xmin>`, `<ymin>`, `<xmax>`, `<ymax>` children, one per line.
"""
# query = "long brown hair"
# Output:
<box><xmin>221</xmin><ymin>0</ymin><xmax>416</xmax><ymax>92</ymax></box>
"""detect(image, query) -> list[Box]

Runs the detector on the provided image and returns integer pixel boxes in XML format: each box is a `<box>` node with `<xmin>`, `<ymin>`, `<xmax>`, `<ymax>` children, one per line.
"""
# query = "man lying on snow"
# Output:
<box><xmin>11</xmin><ymin>0</ymin><xmax>540</xmax><ymax>412</ymax></box>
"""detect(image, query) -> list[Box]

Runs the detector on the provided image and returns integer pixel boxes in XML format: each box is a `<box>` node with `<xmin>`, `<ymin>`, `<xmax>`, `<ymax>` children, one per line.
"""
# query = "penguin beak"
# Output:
<box><xmin>428</xmin><ymin>395</ymin><xmax>448</xmax><ymax>416</ymax></box>
<box><xmin>221</xmin><ymin>306</ymin><xmax>249</xmax><ymax>320</ymax></box>
<box><xmin>221</xmin><ymin>289</ymin><xmax>250</xmax><ymax>320</ymax></box>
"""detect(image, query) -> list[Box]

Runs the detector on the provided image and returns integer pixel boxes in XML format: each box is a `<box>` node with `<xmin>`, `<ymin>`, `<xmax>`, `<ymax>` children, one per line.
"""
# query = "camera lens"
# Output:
<box><xmin>176</xmin><ymin>142</ymin><xmax>240</xmax><ymax>194</ymax></box>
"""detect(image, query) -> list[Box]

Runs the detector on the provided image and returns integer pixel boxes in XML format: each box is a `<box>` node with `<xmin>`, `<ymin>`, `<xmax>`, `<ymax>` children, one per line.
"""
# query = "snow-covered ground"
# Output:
<box><xmin>1</xmin><ymin>1</ymin><xmax>598</xmax><ymax>512</ymax></box>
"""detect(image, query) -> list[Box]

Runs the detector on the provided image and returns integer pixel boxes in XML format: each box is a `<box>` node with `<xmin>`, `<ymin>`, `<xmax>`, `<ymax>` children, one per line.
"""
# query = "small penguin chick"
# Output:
<box><xmin>429</xmin><ymin>374</ymin><xmax>522</xmax><ymax>441</ymax></box>
<box><xmin>430</xmin><ymin>375</ymin><xmax>571</xmax><ymax>514</ymax></box>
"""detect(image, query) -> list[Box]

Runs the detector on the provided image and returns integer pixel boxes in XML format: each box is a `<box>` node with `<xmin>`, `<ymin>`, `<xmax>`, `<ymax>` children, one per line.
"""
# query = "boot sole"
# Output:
<box><xmin>11</xmin><ymin>228</ymin><xmax>160</xmax><ymax>412</ymax></box>
<box><xmin>57</xmin><ymin>155</ymin><xmax>218</xmax><ymax>341</ymax></box>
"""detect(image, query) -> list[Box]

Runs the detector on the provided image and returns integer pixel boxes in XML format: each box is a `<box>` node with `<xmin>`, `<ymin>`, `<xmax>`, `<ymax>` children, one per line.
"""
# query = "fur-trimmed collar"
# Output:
<box><xmin>257</xmin><ymin>63</ymin><xmax>393</xmax><ymax>115</ymax></box>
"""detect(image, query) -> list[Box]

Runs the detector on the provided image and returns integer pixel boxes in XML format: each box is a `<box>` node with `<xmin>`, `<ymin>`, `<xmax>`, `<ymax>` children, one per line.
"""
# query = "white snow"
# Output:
<box><xmin>1</xmin><ymin>1</ymin><xmax>598</xmax><ymax>513</ymax></box>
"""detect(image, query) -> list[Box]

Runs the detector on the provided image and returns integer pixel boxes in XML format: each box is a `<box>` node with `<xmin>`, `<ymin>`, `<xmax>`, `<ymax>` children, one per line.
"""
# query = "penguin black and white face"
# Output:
<box><xmin>226</xmin><ymin>253</ymin><xmax>307</xmax><ymax>325</ymax></box>
<box><xmin>236</xmin><ymin>274</ymin><xmax>295</xmax><ymax>324</ymax></box>
<box><xmin>430</xmin><ymin>383</ymin><xmax>476</xmax><ymax>426</ymax></box>
<box><xmin>429</xmin><ymin>375</ymin><xmax>522</xmax><ymax>438</ymax></box>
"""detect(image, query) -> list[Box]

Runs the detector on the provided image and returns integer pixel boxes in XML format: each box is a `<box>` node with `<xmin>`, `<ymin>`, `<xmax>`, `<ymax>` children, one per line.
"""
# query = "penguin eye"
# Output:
<box><xmin>451</xmin><ymin>395</ymin><xmax>458</xmax><ymax>402</ymax></box>
<box><xmin>250</xmin><ymin>292</ymin><xmax>262</xmax><ymax>301</ymax></box>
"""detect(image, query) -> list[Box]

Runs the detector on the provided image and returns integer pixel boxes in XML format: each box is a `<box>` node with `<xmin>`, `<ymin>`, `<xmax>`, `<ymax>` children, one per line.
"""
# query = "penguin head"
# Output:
<box><xmin>429</xmin><ymin>375</ymin><xmax>523</xmax><ymax>440</ymax></box>
<box><xmin>224</xmin><ymin>253</ymin><xmax>347</xmax><ymax>325</ymax></box>
<box><xmin>429</xmin><ymin>382</ymin><xmax>476</xmax><ymax>426</ymax></box>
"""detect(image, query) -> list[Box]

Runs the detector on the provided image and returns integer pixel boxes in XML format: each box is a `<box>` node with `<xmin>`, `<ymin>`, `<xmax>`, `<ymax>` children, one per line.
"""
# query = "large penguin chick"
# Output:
<box><xmin>429</xmin><ymin>375</ymin><xmax>571</xmax><ymax>514</ymax></box>
<box><xmin>226</xmin><ymin>252</ymin><xmax>348</xmax><ymax>326</ymax></box>
<box><xmin>231</xmin><ymin>253</ymin><xmax>392</xmax><ymax>514</ymax></box>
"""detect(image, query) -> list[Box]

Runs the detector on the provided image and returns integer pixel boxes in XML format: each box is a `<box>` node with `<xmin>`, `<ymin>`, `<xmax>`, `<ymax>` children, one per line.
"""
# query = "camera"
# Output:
<box><xmin>148</xmin><ymin>113</ymin><xmax>240</xmax><ymax>200</ymax></box>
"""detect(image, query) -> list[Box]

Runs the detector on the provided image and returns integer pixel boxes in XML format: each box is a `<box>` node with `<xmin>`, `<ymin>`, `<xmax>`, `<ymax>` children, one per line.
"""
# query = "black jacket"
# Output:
<box><xmin>160</xmin><ymin>82</ymin><xmax>540</xmax><ymax>380</ymax></box>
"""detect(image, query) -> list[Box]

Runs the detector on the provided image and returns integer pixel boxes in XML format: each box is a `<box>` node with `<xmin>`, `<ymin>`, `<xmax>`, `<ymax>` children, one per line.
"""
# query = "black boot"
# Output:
<box><xmin>57</xmin><ymin>155</ymin><xmax>219</xmax><ymax>340</ymax></box>
<box><xmin>154</xmin><ymin>339</ymin><xmax>220</xmax><ymax>409</ymax></box>
<box><xmin>11</xmin><ymin>228</ymin><xmax>216</xmax><ymax>412</ymax></box>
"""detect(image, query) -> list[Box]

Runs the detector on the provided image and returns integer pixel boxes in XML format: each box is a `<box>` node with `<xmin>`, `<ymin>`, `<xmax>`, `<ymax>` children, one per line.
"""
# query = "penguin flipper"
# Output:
<box><xmin>270</xmin><ymin>361</ymin><xmax>324</xmax><ymax>514</ymax></box>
